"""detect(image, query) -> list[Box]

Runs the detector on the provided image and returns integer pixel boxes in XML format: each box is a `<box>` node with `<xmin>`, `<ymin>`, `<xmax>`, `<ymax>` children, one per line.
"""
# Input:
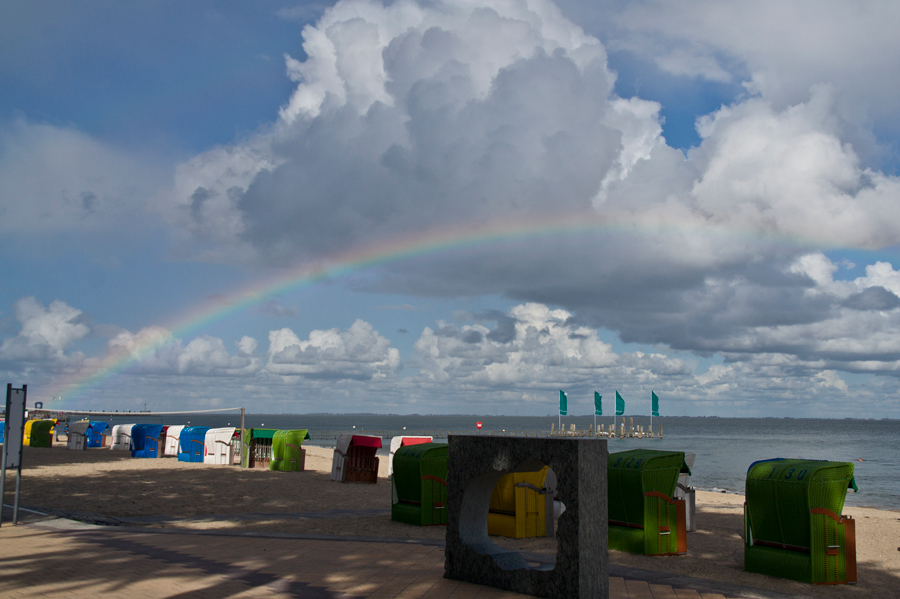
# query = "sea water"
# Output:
<box><xmin>240</xmin><ymin>414</ymin><xmax>900</xmax><ymax>510</ymax></box>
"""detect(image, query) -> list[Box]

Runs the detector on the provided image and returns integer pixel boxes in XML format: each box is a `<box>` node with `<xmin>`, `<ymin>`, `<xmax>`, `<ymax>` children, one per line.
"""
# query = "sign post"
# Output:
<box><xmin>1</xmin><ymin>384</ymin><xmax>27</xmax><ymax>527</ymax></box>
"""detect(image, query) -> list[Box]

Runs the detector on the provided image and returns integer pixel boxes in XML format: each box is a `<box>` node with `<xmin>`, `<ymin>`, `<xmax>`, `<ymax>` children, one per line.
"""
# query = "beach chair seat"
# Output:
<box><xmin>487</xmin><ymin>465</ymin><xmax>554</xmax><ymax>539</ymax></box>
<box><xmin>744</xmin><ymin>458</ymin><xmax>857</xmax><ymax>584</ymax></box>
<box><xmin>331</xmin><ymin>434</ymin><xmax>382</xmax><ymax>483</ymax></box>
<box><xmin>270</xmin><ymin>429</ymin><xmax>311</xmax><ymax>471</ymax></box>
<box><xmin>391</xmin><ymin>443</ymin><xmax>448</xmax><ymax>526</ymax></box>
<box><xmin>608</xmin><ymin>449</ymin><xmax>690</xmax><ymax>555</ymax></box>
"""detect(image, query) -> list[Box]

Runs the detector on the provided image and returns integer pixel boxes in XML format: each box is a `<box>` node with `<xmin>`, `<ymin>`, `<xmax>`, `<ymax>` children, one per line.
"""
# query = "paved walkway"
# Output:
<box><xmin>0</xmin><ymin>509</ymin><xmax>779</xmax><ymax>599</ymax></box>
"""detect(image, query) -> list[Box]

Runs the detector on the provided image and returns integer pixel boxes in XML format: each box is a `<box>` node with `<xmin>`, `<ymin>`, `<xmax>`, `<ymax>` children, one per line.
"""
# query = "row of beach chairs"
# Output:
<box><xmin>105</xmin><ymin>424</ymin><xmax>238</xmax><ymax>464</ymax></box>
<box><xmin>389</xmin><ymin>444</ymin><xmax>859</xmax><ymax>586</ymax></box>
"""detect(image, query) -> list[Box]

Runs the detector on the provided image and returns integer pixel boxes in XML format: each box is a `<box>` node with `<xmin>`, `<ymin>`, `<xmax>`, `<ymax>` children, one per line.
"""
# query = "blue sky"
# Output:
<box><xmin>3</xmin><ymin>0</ymin><xmax>900</xmax><ymax>417</ymax></box>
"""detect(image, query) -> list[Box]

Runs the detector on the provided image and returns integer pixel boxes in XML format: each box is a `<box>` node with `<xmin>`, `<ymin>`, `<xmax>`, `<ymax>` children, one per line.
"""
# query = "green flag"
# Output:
<box><xmin>651</xmin><ymin>391</ymin><xmax>660</xmax><ymax>417</ymax></box>
<box><xmin>559</xmin><ymin>390</ymin><xmax>567</xmax><ymax>416</ymax></box>
<box><xmin>615</xmin><ymin>390</ymin><xmax>625</xmax><ymax>415</ymax></box>
<box><xmin>594</xmin><ymin>392</ymin><xmax>602</xmax><ymax>416</ymax></box>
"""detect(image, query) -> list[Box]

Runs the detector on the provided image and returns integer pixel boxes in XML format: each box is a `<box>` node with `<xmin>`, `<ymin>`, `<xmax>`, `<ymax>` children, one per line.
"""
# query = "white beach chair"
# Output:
<box><xmin>674</xmin><ymin>452</ymin><xmax>697</xmax><ymax>532</ymax></box>
<box><xmin>67</xmin><ymin>421</ymin><xmax>90</xmax><ymax>450</ymax></box>
<box><xmin>109</xmin><ymin>424</ymin><xmax>135</xmax><ymax>451</ymax></box>
<box><xmin>203</xmin><ymin>427</ymin><xmax>236</xmax><ymax>465</ymax></box>
<box><xmin>164</xmin><ymin>425</ymin><xmax>185</xmax><ymax>457</ymax></box>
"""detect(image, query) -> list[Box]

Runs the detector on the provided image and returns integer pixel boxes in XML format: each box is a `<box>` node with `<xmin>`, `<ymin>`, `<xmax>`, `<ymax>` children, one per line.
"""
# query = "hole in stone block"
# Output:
<box><xmin>460</xmin><ymin>459</ymin><xmax>565</xmax><ymax>571</ymax></box>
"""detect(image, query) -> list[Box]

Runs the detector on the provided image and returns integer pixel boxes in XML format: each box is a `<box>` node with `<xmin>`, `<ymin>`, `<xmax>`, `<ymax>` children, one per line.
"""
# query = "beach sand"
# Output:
<box><xmin>11</xmin><ymin>444</ymin><xmax>900</xmax><ymax>598</ymax></box>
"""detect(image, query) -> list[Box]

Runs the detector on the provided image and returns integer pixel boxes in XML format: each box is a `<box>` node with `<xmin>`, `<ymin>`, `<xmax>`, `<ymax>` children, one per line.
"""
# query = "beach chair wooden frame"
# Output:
<box><xmin>285</xmin><ymin>442</ymin><xmax>306</xmax><ymax>471</ymax></box>
<box><xmin>331</xmin><ymin>434</ymin><xmax>382</xmax><ymax>483</ymax></box>
<box><xmin>343</xmin><ymin>445</ymin><xmax>379</xmax><ymax>483</ymax></box>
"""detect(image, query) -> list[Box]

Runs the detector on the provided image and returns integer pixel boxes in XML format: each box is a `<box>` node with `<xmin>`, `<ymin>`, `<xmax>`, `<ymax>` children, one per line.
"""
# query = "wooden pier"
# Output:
<box><xmin>306</xmin><ymin>418</ymin><xmax>661</xmax><ymax>441</ymax></box>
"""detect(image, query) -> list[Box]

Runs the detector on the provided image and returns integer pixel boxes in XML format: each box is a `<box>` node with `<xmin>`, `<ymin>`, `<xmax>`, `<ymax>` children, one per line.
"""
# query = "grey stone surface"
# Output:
<box><xmin>445</xmin><ymin>435</ymin><xmax>608</xmax><ymax>599</ymax></box>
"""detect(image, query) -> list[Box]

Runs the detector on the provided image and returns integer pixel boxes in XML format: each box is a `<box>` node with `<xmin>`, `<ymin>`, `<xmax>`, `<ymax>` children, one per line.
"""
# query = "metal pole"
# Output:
<box><xmin>0</xmin><ymin>386</ymin><xmax>8</xmax><ymax>528</ymax></box>
<box><xmin>12</xmin><ymin>463</ymin><xmax>21</xmax><ymax>525</ymax></box>
<box><xmin>239</xmin><ymin>407</ymin><xmax>245</xmax><ymax>467</ymax></box>
<box><xmin>12</xmin><ymin>384</ymin><xmax>26</xmax><ymax>524</ymax></box>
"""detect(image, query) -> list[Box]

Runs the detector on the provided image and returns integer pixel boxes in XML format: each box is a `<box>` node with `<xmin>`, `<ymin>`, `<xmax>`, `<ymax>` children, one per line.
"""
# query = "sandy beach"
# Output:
<box><xmin>9</xmin><ymin>444</ymin><xmax>900</xmax><ymax>598</ymax></box>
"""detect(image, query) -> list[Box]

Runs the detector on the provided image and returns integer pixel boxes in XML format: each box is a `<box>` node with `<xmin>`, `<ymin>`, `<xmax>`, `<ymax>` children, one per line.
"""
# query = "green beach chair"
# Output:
<box><xmin>28</xmin><ymin>419</ymin><xmax>56</xmax><ymax>448</ymax></box>
<box><xmin>270</xmin><ymin>429</ymin><xmax>311</xmax><ymax>471</ymax></box>
<box><xmin>608</xmin><ymin>449</ymin><xmax>690</xmax><ymax>556</ymax></box>
<box><xmin>744</xmin><ymin>458</ymin><xmax>858</xmax><ymax>584</ymax></box>
<box><xmin>241</xmin><ymin>428</ymin><xmax>277</xmax><ymax>468</ymax></box>
<box><xmin>391</xmin><ymin>443</ymin><xmax>449</xmax><ymax>526</ymax></box>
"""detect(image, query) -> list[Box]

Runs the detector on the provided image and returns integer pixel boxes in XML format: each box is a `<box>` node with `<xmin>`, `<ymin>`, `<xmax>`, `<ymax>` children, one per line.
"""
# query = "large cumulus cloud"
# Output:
<box><xmin>160</xmin><ymin>0</ymin><xmax>900</xmax><ymax>379</ymax></box>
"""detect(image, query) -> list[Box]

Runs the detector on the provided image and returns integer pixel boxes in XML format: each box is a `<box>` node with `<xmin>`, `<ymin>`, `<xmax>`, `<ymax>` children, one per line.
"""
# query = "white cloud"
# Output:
<box><xmin>266</xmin><ymin>319</ymin><xmax>400</xmax><ymax>379</ymax></box>
<box><xmin>602</xmin><ymin>0</ymin><xmax>900</xmax><ymax>158</ymax></box>
<box><xmin>413</xmin><ymin>303</ymin><xmax>618</xmax><ymax>387</ymax></box>
<box><xmin>105</xmin><ymin>327</ymin><xmax>260</xmax><ymax>377</ymax></box>
<box><xmin>164</xmin><ymin>0</ymin><xmax>628</xmax><ymax>265</ymax></box>
<box><xmin>0</xmin><ymin>297</ymin><xmax>89</xmax><ymax>364</ymax></box>
<box><xmin>687</xmin><ymin>89</ymin><xmax>900</xmax><ymax>248</ymax></box>
<box><xmin>236</xmin><ymin>336</ymin><xmax>259</xmax><ymax>355</ymax></box>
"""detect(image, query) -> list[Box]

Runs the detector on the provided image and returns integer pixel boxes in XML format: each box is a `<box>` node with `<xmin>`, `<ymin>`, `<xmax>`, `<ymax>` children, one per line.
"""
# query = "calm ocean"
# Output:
<box><xmin>241</xmin><ymin>414</ymin><xmax>900</xmax><ymax>510</ymax></box>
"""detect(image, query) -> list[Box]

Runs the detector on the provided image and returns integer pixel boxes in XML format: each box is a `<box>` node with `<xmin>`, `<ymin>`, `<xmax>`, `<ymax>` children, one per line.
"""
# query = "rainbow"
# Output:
<box><xmin>45</xmin><ymin>210</ymin><xmax>820</xmax><ymax>407</ymax></box>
